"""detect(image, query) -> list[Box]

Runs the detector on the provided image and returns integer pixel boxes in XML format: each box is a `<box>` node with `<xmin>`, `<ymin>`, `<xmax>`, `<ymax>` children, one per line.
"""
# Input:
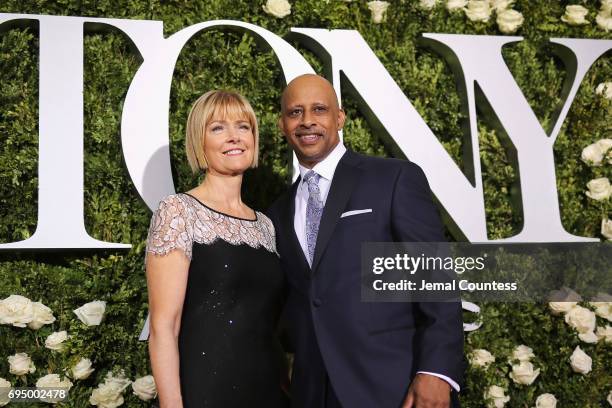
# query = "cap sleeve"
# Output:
<box><xmin>145</xmin><ymin>194</ymin><xmax>193</xmax><ymax>260</ymax></box>
<box><xmin>259</xmin><ymin>213</ymin><xmax>279</xmax><ymax>256</ymax></box>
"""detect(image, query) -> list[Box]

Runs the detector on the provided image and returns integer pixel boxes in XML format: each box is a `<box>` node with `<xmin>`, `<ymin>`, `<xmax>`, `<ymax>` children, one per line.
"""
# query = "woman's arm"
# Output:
<box><xmin>146</xmin><ymin>251</ymin><xmax>190</xmax><ymax>408</ymax></box>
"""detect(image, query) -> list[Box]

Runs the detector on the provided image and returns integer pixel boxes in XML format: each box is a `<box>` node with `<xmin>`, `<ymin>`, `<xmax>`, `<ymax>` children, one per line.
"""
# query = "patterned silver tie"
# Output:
<box><xmin>304</xmin><ymin>170</ymin><xmax>323</xmax><ymax>265</ymax></box>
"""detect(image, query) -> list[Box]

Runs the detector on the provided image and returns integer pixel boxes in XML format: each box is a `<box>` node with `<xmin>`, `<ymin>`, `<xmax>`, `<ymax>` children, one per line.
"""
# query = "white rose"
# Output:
<box><xmin>592</xmin><ymin>292</ymin><xmax>612</xmax><ymax>301</ymax></box>
<box><xmin>590</xmin><ymin>301</ymin><xmax>612</xmax><ymax>321</ymax></box>
<box><xmin>596</xmin><ymin>82</ymin><xmax>612</xmax><ymax>100</ymax></box>
<box><xmin>367</xmin><ymin>1</ymin><xmax>390</xmax><ymax>24</ymax></box>
<box><xmin>578</xmin><ymin>330</ymin><xmax>599</xmax><ymax>343</ymax></box>
<box><xmin>0</xmin><ymin>295</ymin><xmax>33</xmax><ymax>327</ymax></box>
<box><xmin>489</xmin><ymin>0</ymin><xmax>513</xmax><ymax>12</ymax></box>
<box><xmin>581</xmin><ymin>138</ymin><xmax>612</xmax><ymax>166</ymax></box>
<box><xmin>597</xmin><ymin>9</ymin><xmax>612</xmax><ymax>31</ymax></box>
<box><xmin>509</xmin><ymin>361</ymin><xmax>540</xmax><ymax>385</ymax></box>
<box><xmin>262</xmin><ymin>0</ymin><xmax>291</xmax><ymax>18</ymax></box>
<box><xmin>602</xmin><ymin>219</ymin><xmax>612</xmax><ymax>240</ymax></box>
<box><xmin>509</xmin><ymin>344</ymin><xmax>535</xmax><ymax>362</ymax></box>
<box><xmin>602</xmin><ymin>0</ymin><xmax>612</xmax><ymax>12</ymax></box>
<box><xmin>0</xmin><ymin>301</ymin><xmax>7</xmax><ymax>325</ymax></box>
<box><xmin>608</xmin><ymin>390</ymin><xmax>612</xmax><ymax>406</ymax></box>
<box><xmin>90</xmin><ymin>371</ymin><xmax>131</xmax><ymax>408</ymax></box>
<box><xmin>586</xmin><ymin>177</ymin><xmax>612</xmax><ymax>201</ymax></box>
<box><xmin>569</xmin><ymin>346</ymin><xmax>592</xmax><ymax>374</ymax></box>
<box><xmin>446</xmin><ymin>0</ymin><xmax>468</xmax><ymax>11</ymax></box>
<box><xmin>0</xmin><ymin>377</ymin><xmax>11</xmax><ymax>407</ymax></box>
<box><xmin>90</xmin><ymin>382</ymin><xmax>125</xmax><ymax>408</ymax></box>
<box><xmin>548</xmin><ymin>301</ymin><xmax>577</xmax><ymax>315</ymax></box>
<box><xmin>484</xmin><ymin>385</ymin><xmax>510</xmax><ymax>408</ymax></box>
<box><xmin>73</xmin><ymin>300</ymin><xmax>106</xmax><ymax>326</ymax></box>
<box><xmin>35</xmin><ymin>373</ymin><xmax>72</xmax><ymax>389</ymax></box>
<box><xmin>8</xmin><ymin>352</ymin><xmax>36</xmax><ymax>375</ymax></box>
<box><xmin>561</xmin><ymin>5</ymin><xmax>590</xmax><ymax>25</ymax></box>
<box><xmin>597</xmin><ymin>139</ymin><xmax>612</xmax><ymax>163</ymax></box>
<box><xmin>27</xmin><ymin>301</ymin><xmax>55</xmax><ymax>330</ymax></box>
<box><xmin>71</xmin><ymin>358</ymin><xmax>95</xmax><ymax>380</ymax></box>
<box><xmin>103</xmin><ymin>371</ymin><xmax>132</xmax><ymax>393</ymax></box>
<box><xmin>496</xmin><ymin>9</ymin><xmax>524</xmax><ymax>33</ymax></box>
<box><xmin>581</xmin><ymin>143</ymin><xmax>603</xmax><ymax>166</ymax></box>
<box><xmin>470</xmin><ymin>349</ymin><xmax>496</xmax><ymax>368</ymax></box>
<box><xmin>419</xmin><ymin>0</ymin><xmax>438</xmax><ymax>10</ymax></box>
<box><xmin>564</xmin><ymin>305</ymin><xmax>596</xmax><ymax>333</ymax></box>
<box><xmin>465</xmin><ymin>0</ymin><xmax>492</xmax><ymax>22</ymax></box>
<box><xmin>45</xmin><ymin>330</ymin><xmax>69</xmax><ymax>351</ymax></box>
<box><xmin>131</xmin><ymin>375</ymin><xmax>157</xmax><ymax>401</ymax></box>
<box><xmin>548</xmin><ymin>287</ymin><xmax>582</xmax><ymax>314</ymax></box>
<box><xmin>534</xmin><ymin>393</ymin><xmax>557</xmax><ymax>408</ymax></box>
<box><xmin>595</xmin><ymin>325</ymin><xmax>612</xmax><ymax>342</ymax></box>
<box><xmin>36</xmin><ymin>374</ymin><xmax>73</xmax><ymax>403</ymax></box>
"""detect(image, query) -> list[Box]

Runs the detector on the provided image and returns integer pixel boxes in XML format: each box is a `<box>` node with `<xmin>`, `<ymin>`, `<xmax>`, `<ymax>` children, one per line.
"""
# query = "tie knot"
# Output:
<box><xmin>303</xmin><ymin>170</ymin><xmax>321</xmax><ymax>186</ymax></box>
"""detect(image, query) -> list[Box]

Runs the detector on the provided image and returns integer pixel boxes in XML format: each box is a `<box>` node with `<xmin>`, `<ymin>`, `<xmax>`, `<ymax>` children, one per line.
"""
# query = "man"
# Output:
<box><xmin>267</xmin><ymin>74</ymin><xmax>464</xmax><ymax>408</ymax></box>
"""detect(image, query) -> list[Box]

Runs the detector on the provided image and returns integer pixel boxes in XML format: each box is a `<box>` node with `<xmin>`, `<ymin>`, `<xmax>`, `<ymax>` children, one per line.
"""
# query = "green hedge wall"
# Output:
<box><xmin>0</xmin><ymin>0</ymin><xmax>610</xmax><ymax>407</ymax></box>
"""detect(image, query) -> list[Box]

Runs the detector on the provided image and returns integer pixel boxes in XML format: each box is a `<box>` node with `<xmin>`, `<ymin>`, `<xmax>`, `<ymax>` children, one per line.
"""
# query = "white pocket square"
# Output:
<box><xmin>340</xmin><ymin>209</ymin><xmax>373</xmax><ymax>218</ymax></box>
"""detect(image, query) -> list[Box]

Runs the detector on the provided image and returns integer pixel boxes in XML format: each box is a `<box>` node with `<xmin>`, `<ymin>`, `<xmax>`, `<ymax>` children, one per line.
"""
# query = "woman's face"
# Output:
<box><xmin>202</xmin><ymin>114</ymin><xmax>255</xmax><ymax>176</ymax></box>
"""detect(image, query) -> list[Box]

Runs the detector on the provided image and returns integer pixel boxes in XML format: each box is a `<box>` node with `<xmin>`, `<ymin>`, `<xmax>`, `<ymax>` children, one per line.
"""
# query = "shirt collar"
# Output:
<box><xmin>298</xmin><ymin>142</ymin><xmax>346</xmax><ymax>182</ymax></box>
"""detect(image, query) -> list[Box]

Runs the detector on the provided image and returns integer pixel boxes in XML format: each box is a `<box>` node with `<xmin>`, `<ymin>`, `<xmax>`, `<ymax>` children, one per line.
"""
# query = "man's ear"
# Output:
<box><xmin>337</xmin><ymin>108</ymin><xmax>346</xmax><ymax>130</ymax></box>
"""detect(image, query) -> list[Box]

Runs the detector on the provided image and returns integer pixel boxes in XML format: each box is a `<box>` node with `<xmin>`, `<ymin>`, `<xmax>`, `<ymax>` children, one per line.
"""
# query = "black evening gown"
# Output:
<box><xmin>146</xmin><ymin>193</ymin><xmax>289</xmax><ymax>408</ymax></box>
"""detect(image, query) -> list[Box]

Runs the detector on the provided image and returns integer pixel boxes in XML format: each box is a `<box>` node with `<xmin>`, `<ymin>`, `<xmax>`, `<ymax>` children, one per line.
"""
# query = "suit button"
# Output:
<box><xmin>312</xmin><ymin>298</ymin><xmax>322</xmax><ymax>307</ymax></box>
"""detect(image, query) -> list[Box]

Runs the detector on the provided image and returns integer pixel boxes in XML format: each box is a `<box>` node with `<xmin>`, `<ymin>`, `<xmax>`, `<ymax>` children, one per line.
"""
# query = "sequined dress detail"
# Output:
<box><xmin>146</xmin><ymin>193</ymin><xmax>288</xmax><ymax>407</ymax></box>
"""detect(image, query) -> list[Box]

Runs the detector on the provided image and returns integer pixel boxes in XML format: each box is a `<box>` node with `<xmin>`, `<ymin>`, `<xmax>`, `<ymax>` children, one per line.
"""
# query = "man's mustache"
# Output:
<box><xmin>294</xmin><ymin>129</ymin><xmax>325</xmax><ymax>137</ymax></box>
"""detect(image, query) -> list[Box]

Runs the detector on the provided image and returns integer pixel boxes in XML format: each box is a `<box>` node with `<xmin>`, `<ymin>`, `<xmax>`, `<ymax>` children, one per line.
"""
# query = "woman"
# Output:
<box><xmin>145</xmin><ymin>90</ymin><xmax>289</xmax><ymax>407</ymax></box>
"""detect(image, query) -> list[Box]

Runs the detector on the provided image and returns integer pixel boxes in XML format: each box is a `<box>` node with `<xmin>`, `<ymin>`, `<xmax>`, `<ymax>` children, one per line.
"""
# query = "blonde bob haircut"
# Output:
<box><xmin>185</xmin><ymin>90</ymin><xmax>259</xmax><ymax>173</ymax></box>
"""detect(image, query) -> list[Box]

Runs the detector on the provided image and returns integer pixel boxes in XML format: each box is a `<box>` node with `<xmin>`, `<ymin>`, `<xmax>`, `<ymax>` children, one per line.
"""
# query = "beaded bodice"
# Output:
<box><xmin>145</xmin><ymin>193</ymin><xmax>278</xmax><ymax>260</ymax></box>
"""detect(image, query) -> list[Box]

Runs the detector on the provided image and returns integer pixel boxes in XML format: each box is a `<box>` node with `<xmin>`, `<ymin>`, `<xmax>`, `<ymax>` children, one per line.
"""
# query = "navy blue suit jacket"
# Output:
<box><xmin>267</xmin><ymin>150</ymin><xmax>464</xmax><ymax>408</ymax></box>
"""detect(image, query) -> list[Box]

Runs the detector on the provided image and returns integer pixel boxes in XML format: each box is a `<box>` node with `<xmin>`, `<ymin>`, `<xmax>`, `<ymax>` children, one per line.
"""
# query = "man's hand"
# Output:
<box><xmin>403</xmin><ymin>373</ymin><xmax>451</xmax><ymax>408</ymax></box>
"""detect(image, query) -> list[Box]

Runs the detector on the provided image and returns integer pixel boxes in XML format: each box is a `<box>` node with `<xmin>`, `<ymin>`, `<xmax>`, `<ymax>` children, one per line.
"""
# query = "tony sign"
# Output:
<box><xmin>0</xmin><ymin>13</ymin><xmax>609</xmax><ymax>250</ymax></box>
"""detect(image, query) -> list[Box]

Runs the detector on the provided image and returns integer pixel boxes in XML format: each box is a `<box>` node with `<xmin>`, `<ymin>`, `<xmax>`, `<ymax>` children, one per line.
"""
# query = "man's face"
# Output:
<box><xmin>279</xmin><ymin>76</ymin><xmax>346</xmax><ymax>168</ymax></box>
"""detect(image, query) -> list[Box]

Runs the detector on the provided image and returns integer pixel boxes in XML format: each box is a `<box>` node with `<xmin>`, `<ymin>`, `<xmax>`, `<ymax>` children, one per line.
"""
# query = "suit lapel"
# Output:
<box><xmin>279</xmin><ymin>178</ymin><xmax>311</xmax><ymax>277</ymax></box>
<box><xmin>311</xmin><ymin>151</ymin><xmax>362</xmax><ymax>274</ymax></box>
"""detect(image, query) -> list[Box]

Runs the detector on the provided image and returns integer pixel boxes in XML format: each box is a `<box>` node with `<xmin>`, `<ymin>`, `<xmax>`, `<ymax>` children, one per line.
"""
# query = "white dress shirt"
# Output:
<box><xmin>294</xmin><ymin>142</ymin><xmax>346</xmax><ymax>265</ymax></box>
<box><xmin>292</xmin><ymin>142</ymin><xmax>460</xmax><ymax>392</ymax></box>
